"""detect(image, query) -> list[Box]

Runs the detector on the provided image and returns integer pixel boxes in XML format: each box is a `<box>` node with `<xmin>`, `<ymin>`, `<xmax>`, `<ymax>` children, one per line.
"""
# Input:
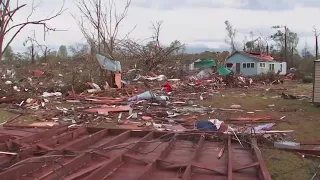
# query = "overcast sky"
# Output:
<box><xmin>6</xmin><ymin>0</ymin><xmax>320</xmax><ymax>53</ymax></box>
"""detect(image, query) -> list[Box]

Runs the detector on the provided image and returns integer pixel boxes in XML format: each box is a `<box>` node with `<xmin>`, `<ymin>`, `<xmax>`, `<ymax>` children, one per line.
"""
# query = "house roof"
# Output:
<box><xmin>0</xmin><ymin>125</ymin><xmax>271</xmax><ymax>180</ymax></box>
<box><xmin>229</xmin><ymin>51</ymin><xmax>278</xmax><ymax>62</ymax></box>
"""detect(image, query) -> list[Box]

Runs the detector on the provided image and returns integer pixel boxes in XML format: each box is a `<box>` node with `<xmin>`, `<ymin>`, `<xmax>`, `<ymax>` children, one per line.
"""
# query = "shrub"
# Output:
<box><xmin>302</xmin><ymin>76</ymin><xmax>313</xmax><ymax>83</ymax></box>
<box><xmin>252</xmin><ymin>71</ymin><xmax>277</xmax><ymax>82</ymax></box>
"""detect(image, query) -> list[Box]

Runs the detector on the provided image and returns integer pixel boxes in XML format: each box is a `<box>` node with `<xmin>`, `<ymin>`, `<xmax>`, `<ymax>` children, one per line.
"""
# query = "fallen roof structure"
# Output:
<box><xmin>0</xmin><ymin>125</ymin><xmax>271</xmax><ymax>180</ymax></box>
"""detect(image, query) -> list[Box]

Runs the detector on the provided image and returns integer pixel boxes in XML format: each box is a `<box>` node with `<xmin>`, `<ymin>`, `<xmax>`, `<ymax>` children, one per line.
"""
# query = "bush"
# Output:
<box><xmin>302</xmin><ymin>76</ymin><xmax>313</xmax><ymax>83</ymax></box>
<box><xmin>252</xmin><ymin>72</ymin><xmax>277</xmax><ymax>82</ymax></box>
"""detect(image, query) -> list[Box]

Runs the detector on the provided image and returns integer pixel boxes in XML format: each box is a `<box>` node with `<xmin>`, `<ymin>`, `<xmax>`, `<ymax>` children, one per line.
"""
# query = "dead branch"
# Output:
<box><xmin>0</xmin><ymin>0</ymin><xmax>66</xmax><ymax>60</ymax></box>
<box><xmin>119</xmin><ymin>21</ymin><xmax>185</xmax><ymax>71</ymax></box>
<box><xmin>74</xmin><ymin>0</ymin><xmax>132</xmax><ymax>59</ymax></box>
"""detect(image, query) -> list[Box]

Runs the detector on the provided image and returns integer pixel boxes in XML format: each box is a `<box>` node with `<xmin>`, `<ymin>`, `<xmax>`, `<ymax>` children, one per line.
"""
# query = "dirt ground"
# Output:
<box><xmin>0</xmin><ymin>79</ymin><xmax>319</xmax><ymax>179</ymax></box>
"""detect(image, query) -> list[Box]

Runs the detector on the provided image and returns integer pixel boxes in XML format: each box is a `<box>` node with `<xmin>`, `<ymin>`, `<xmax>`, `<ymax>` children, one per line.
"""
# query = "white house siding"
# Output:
<box><xmin>189</xmin><ymin>63</ymin><xmax>195</xmax><ymax>70</ymax></box>
<box><xmin>314</xmin><ymin>61</ymin><xmax>320</xmax><ymax>103</ymax></box>
<box><xmin>257</xmin><ymin>62</ymin><xmax>287</xmax><ymax>75</ymax></box>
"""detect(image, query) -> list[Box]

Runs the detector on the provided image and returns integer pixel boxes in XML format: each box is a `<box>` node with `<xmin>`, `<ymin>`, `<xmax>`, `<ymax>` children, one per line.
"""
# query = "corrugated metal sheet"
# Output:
<box><xmin>0</xmin><ymin>125</ymin><xmax>271</xmax><ymax>180</ymax></box>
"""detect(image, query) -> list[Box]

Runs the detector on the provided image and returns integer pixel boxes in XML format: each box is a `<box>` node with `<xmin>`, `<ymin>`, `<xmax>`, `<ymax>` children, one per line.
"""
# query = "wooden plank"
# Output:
<box><xmin>134</xmin><ymin>137</ymin><xmax>177</xmax><ymax>180</ymax></box>
<box><xmin>251</xmin><ymin>138</ymin><xmax>272</xmax><ymax>180</ymax></box>
<box><xmin>228</xmin><ymin>136</ymin><xmax>233</xmax><ymax>180</ymax></box>
<box><xmin>37</xmin><ymin>130</ymin><xmax>132</xmax><ymax>180</ymax></box>
<box><xmin>181</xmin><ymin>135</ymin><xmax>205</xmax><ymax>180</ymax></box>
<box><xmin>82</xmin><ymin>132</ymin><xmax>155</xmax><ymax>180</ymax></box>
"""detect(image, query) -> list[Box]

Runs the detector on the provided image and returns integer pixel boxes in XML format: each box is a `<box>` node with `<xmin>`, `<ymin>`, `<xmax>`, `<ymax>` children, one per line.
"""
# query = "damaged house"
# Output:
<box><xmin>189</xmin><ymin>59</ymin><xmax>217</xmax><ymax>79</ymax></box>
<box><xmin>225</xmin><ymin>52</ymin><xmax>287</xmax><ymax>76</ymax></box>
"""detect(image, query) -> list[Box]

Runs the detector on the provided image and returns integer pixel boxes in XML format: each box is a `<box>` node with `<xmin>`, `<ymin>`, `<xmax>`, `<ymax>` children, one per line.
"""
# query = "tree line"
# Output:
<box><xmin>0</xmin><ymin>0</ymin><xmax>317</xmax><ymax>75</ymax></box>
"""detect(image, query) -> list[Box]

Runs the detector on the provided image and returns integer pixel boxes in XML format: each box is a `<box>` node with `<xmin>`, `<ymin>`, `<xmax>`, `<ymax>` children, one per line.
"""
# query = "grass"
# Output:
<box><xmin>198</xmin><ymin>83</ymin><xmax>320</xmax><ymax>179</ymax></box>
<box><xmin>0</xmin><ymin>109</ymin><xmax>17</xmax><ymax>124</ymax></box>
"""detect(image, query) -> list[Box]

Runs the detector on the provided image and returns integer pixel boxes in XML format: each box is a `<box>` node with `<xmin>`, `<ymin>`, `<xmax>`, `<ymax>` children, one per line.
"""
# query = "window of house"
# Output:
<box><xmin>226</xmin><ymin>63</ymin><xmax>233</xmax><ymax>68</ymax></box>
<box><xmin>260</xmin><ymin>63</ymin><xmax>265</xmax><ymax>68</ymax></box>
<box><xmin>280</xmin><ymin>64</ymin><xmax>283</xmax><ymax>71</ymax></box>
<box><xmin>269</xmin><ymin>64</ymin><xmax>275</xmax><ymax>71</ymax></box>
<box><xmin>243</xmin><ymin>63</ymin><xmax>255</xmax><ymax>69</ymax></box>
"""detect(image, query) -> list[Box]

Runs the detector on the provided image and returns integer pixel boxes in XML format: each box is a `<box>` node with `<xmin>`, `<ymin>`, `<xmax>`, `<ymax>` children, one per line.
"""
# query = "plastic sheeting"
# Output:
<box><xmin>217</xmin><ymin>66</ymin><xmax>231</xmax><ymax>76</ymax></box>
<box><xmin>96</xmin><ymin>54</ymin><xmax>121</xmax><ymax>72</ymax></box>
<box><xmin>194</xmin><ymin>59</ymin><xmax>216</xmax><ymax>68</ymax></box>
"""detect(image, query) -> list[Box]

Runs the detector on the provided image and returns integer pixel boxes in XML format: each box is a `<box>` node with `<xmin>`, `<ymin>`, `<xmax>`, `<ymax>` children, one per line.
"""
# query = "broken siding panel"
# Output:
<box><xmin>314</xmin><ymin>62</ymin><xmax>320</xmax><ymax>103</ymax></box>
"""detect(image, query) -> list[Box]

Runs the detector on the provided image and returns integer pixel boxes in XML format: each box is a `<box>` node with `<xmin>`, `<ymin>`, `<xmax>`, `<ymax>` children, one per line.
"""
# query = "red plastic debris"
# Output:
<box><xmin>163</xmin><ymin>82</ymin><xmax>172</xmax><ymax>92</ymax></box>
<box><xmin>33</xmin><ymin>70</ymin><xmax>44</xmax><ymax>76</ymax></box>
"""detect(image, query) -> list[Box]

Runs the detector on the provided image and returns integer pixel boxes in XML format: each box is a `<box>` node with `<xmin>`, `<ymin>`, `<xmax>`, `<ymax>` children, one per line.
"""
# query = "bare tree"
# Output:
<box><xmin>224</xmin><ymin>20</ymin><xmax>238</xmax><ymax>52</ymax></box>
<box><xmin>24</xmin><ymin>30</ymin><xmax>51</xmax><ymax>61</ymax></box>
<box><xmin>23</xmin><ymin>31</ymin><xmax>38</xmax><ymax>63</ymax></box>
<box><xmin>120</xmin><ymin>21</ymin><xmax>185</xmax><ymax>71</ymax></box>
<box><xmin>69</xmin><ymin>43</ymin><xmax>89</xmax><ymax>57</ymax></box>
<box><xmin>74</xmin><ymin>0</ymin><xmax>133</xmax><ymax>59</ymax></box>
<box><xmin>0</xmin><ymin>0</ymin><xmax>66</xmax><ymax>60</ymax></box>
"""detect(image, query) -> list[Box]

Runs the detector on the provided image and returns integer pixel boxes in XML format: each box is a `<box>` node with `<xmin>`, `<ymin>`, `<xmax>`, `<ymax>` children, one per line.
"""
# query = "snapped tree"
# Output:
<box><xmin>270</xmin><ymin>26</ymin><xmax>299</xmax><ymax>67</ymax></box>
<box><xmin>120</xmin><ymin>21</ymin><xmax>185</xmax><ymax>71</ymax></box>
<box><xmin>74</xmin><ymin>0</ymin><xmax>133</xmax><ymax>59</ymax></box>
<box><xmin>224</xmin><ymin>20</ymin><xmax>238</xmax><ymax>52</ymax></box>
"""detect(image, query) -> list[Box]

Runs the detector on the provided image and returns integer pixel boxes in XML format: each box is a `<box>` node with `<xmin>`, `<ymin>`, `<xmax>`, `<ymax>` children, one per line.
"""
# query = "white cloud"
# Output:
<box><xmin>5</xmin><ymin>0</ymin><xmax>320</xmax><ymax>54</ymax></box>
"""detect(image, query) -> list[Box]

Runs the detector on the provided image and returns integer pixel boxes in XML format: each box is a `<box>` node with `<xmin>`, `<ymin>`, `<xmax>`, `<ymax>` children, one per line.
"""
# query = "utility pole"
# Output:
<box><xmin>314</xmin><ymin>26</ymin><xmax>319</xmax><ymax>60</ymax></box>
<box><xmin>291</xmin><ymin>46</ymin><xmax>294</xmax><ymax>68</ymax></box>
<box><xmin>97</xmin><ymin>0</ymin><xmax>101</xmax><ymax>54</ymax></box>
<box><xmin>284</xmin><ymin>26</ymin><xmax>287</xmax><ymax>64</ymax></box>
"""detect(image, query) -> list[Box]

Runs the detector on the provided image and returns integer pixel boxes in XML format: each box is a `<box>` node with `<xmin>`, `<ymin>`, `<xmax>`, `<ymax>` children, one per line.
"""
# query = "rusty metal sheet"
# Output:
<box><xmin>0</xmin><ymin>126</ymin><xmax>271</xmax><ymax>180</ymax></box>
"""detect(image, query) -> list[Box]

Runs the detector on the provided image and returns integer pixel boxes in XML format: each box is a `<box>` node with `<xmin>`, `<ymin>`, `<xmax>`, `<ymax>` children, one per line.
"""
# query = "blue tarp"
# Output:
<box><xmin>196</xmin><ymin>120</ymin><xmax>218</xmax><ymax>131</ymax></box>
<box><xmin>96</xmin><ymin>54</ymin><xmax>121</xmax><ymax>72</ymax></box>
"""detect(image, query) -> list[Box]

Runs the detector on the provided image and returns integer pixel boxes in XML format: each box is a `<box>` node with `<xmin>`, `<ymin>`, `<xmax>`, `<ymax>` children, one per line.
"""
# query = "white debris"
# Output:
<box><xmin>42</xmin><ymin>92</ymin><xmax>62</xmax><ymax>97</ymax></box>
<box><xmin>230</xmin><ymin>104</ymin><xmax>241</xmax><ymax>109</ymax></box>
<box><xmin>13</xmin><ymin>86</ymin><xmax>20</xmax><ymax>92</ymax></box>
<box><xmin>5</xmin><ymin>81</ymin><xmax>12</xmax><ymax>85</ymax></box>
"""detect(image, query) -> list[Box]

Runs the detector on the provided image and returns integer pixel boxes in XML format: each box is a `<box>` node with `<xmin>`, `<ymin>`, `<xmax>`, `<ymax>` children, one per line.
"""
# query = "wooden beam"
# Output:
<box><xmin>16</xmin><ymin>125</ymin><xmax>69</xmax><ymax>144</ymax></box>
<box><xmin>134</xmin><ymin>136</ymin><xmax>177</xmax><ymax>180</ymax></box>
<box><xmin>233</xmin><ymin>162</ymin><xmax>260</xmax><ymax>172</ymax></box>
<box><xmin>192</xmin><ymin>162</ymin><xmax>227</xmax><ymax>175</ymax></box>
<box><xmin>58</xmin><ymin>128</ymin><xmax>109</xmax><ymax>150</ymax></box>
<box><xmin>37</xmin><ymin>130</ymin><xmax>132</xmax><ymax>180</ymax></box>
<box><xmin>0</xmin><ymin>127</ymin><xmax>106</xmax><ymax>180</ymax></box>
<box><xmin>181</xmin><ymin>135</ymin><xmax>205</xmax><ymax>180</ymax></box>
<box><xmin>83</xmin><ymin>131</ymin><xmax>155</xmax><ymax>180</ymax></box>
<box><xmin>63</xmin><ymin>161</ymin><xmax>107</xmax><ymax>180</ymax></box>
<box><xmin>85</xmin><ymin>130</ymin><xmax>131</xmax><ymax>152</ymax></box>
<box><xmin>251</xmin><ymin>138</ymin><xmax>272</xmax><ymax>180</ymax></box>
<box><xmin>228</xmin><ymin>136</ymin><xmax>233</xmax><ymax>180</ymax></box>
